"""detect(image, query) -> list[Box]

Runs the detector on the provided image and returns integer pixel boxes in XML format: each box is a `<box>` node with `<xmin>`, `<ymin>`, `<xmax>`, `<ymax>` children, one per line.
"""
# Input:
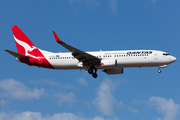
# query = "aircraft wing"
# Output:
<box><xmin>53</xmin><ymin>31</ymin><xmax>101</xmax><ymax>66</ymax></box>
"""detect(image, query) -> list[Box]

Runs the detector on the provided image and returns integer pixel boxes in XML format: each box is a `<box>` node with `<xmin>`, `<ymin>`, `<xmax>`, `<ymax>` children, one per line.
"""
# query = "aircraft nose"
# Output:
<box><xmin>171</xmin><ymin>56</ymin><xmax>177</xmax><ymax>62</ymax></box>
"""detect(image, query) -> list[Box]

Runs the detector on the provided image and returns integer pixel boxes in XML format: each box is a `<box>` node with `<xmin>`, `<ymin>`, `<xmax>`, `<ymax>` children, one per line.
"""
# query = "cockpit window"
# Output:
<box><xmin>163</xmin><ymin>53</ymin><xmax>170</xmax><ymax>56</ymax></box>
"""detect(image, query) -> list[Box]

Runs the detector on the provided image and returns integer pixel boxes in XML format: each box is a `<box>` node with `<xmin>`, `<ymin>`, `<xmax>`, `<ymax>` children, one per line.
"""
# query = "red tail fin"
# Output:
<box><xmin>10</xmin><ymin>25</ymin><xmax>54</xmax><ymax>69</ymax></box>
<box><xmin>11</xmin><ymin>25</ymin><xmax>36</xmax><ymax>55</ymax></box>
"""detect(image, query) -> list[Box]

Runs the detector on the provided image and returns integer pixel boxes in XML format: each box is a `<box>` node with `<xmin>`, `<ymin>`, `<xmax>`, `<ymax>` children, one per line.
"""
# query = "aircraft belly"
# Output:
<box><xmin>51</xmin><ymin>60</ymin><xmax>80</xmax><ymax>69</ymax></box>
<box><xmin>116</xmin><ymin>57</ymin><xmax>153</xmax><ymax>67</ymax></box>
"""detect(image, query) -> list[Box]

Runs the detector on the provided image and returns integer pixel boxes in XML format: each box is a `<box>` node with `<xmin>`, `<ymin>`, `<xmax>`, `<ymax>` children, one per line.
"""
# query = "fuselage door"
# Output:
<box><xmin>154</xmin><ymin>53</ymin><xmax>158</xmax><ymax>60</ymax></box>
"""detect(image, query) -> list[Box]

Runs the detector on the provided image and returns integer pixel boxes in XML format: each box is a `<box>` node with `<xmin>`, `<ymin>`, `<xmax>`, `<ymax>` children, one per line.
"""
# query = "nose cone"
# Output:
<box><xmin>171</xmin><ymin>56</ymin><xmax>177</xmax><ymax>63</ymax></box>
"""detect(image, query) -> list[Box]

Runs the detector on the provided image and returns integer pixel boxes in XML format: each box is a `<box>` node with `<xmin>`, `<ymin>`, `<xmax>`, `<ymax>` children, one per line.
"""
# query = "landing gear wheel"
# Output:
<box><xmin>88</xmin><ymin>66</ymin><xmax>98</xmax><ymax>78</ymax></box>
<box><xmin>92</xmin><ymin>73</ymin><xmax>98</xmax><ymax>78</ymax></box>
<box><xmin>88</xmin><ymin>69</ymin><xmax>93</xmax><ymax>74</ymax></box>
<box><xmin>158</xmin><ymin>69</ymin><xmax>161</xmax><ymax>73</ymax></box>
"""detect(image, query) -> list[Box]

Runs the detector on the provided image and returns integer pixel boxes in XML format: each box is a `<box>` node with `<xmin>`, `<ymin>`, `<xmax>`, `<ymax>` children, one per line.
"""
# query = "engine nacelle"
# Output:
<box><xmin>103</xmin><ymin>68</ymin><xmax>123</xmax><ymax>75</ymax></box>
<box><xmin>100</xmin><ymin>59</ymin><xmax>117</xmax><ymax>67</ymax></box>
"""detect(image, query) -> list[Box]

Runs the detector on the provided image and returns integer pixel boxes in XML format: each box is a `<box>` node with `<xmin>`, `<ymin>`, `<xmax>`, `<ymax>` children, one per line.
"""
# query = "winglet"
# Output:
<box><xmin>53</xmin><ymin>31</ymin><xmax>63</xmax><ymax>43</ymax></box>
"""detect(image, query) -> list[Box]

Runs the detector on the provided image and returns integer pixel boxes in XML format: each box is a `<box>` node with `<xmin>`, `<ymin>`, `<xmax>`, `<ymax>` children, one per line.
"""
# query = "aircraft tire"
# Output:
<box><xmin>92</xmin><ymin>73</ymin><xmax>98</xmax><ymax>78</ymax></box>
<box><xmin>88</xmin><ymin>69</ymin><xmax>93</xmax><ymax>74</ymax></box>
<box><xmin>158</xmin><ymin>69</ymin><xmax>161</xmax><ymax>73</ymax></box>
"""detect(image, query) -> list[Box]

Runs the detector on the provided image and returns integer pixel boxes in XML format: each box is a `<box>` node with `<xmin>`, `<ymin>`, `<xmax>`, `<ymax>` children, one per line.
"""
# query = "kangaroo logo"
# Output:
<box><xmin>14</xmin><ymin>35</ymin><xmax>39</xmax><ymax>58</ymax></box>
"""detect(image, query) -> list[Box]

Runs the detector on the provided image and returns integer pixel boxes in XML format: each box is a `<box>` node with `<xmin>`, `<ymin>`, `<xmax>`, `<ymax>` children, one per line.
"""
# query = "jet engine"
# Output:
<box><xmin>100</xmin><ymin>59</ymin><xmax>117</xmax><ymax>67</ymax></box>
<box><xmin>103</xmin><ymin>68</ymin><xmax>123</xmax><ymax>75</ymax></box>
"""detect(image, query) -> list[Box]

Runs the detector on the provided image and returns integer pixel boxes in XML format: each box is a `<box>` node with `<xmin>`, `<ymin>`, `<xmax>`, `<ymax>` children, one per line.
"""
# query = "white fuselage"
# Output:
<box><xmin>8</xmin><ymin>25</ymin><xmax>177</xmax><ymax>78</ymax></box>
<box><xmin>40</xmin><ymin>50</ymin><xmax>177</xmax><ymax>70</ymax></box>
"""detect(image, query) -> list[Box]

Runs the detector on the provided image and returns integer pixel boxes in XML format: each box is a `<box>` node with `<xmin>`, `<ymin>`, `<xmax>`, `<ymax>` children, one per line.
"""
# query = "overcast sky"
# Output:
<box><xmin>1</xmin><ymin>0</ymin><xmax>180</xmax><ymax>120</ymax></box>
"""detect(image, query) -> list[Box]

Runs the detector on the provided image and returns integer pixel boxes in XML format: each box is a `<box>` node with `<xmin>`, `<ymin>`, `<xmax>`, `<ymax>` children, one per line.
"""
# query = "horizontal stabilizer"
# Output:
<box><xmin>4</xmin><ymin>49</ymin><xmax>29</xmax><ymax>58</ymax></box>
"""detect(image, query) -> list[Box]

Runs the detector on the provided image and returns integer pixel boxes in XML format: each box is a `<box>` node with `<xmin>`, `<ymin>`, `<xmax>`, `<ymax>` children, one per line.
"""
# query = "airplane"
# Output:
<box><xmin>5</xmin><ymin>25</ymin><xmax>177</xmax><ymax>78</ymax></box>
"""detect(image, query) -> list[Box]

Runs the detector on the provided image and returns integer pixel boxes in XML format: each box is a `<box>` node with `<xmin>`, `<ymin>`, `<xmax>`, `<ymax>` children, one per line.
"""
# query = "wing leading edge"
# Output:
<box><xmin>52</xmin><ymin>31</ymin><xmax>101</xmax><ymax>66</ymax></box>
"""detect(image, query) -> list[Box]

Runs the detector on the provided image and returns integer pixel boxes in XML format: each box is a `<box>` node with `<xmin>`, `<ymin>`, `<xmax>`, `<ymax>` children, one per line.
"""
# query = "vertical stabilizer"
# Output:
<box><xmin>10</xmin><ymin>25</ymin><xmax>54</xmax><ymax>69</ymax></box>
<box><xmin>11</xmin><ymin>25</ymin><xmax>36</xmax><ymax>55</ymax></box>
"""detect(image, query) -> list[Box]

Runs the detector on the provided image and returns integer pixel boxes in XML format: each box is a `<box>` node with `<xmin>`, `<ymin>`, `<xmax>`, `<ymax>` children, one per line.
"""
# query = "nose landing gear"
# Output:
<box><xmin>158</xmin><ymin>69</ymin><xmax>161</xmax><ymax>73</ymax></box>
<box><xmin>158</xmin><ymin>65</ymin><xmax>167</xmax><ymax>73</ymax></box>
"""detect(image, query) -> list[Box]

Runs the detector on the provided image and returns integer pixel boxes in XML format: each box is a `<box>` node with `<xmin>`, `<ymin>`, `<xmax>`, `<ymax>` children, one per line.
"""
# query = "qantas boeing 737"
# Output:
<box><xmin>5</xmin><ymin>25</ymin><xmax>177</xmax><ymax>78</ymax></box>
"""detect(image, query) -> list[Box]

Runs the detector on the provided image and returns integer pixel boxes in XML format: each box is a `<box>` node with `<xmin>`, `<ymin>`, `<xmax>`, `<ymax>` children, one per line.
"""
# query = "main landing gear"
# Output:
<box><xmin>88</xmin><ymin>66</ymin><xmax>98</xmax><ymax>78</ymax></box>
